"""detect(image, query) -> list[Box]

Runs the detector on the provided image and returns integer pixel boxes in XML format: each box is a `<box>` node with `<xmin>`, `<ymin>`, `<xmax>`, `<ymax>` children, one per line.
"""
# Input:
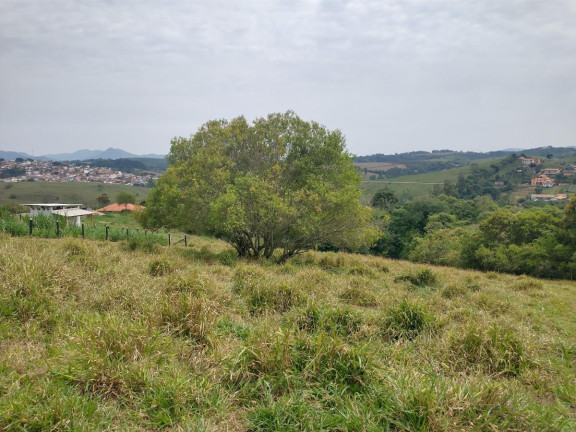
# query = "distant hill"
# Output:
<box><xmin>43</xmin><ymin>147</ymin><xmax>164</xmax><ymax>161</ymax></box>
<box><xmin>0</xmin><ymin>150</ymin><xmax>39</xmax><ymax>160</ymax></box>
<box><xmin>0</xmin><ymin>147</ymin><xmax>165</xmax><ymax>161</ymax></box>
<box><xmin>354</xmin><ymin>146</ymin><xmax>576</xmax><ymax>178</ymax></box>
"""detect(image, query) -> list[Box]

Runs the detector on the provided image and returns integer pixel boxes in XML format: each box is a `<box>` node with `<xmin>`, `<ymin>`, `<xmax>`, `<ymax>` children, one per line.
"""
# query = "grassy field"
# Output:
<box><xmin>0</xmin><ymin>182</ymin><xmax>151</xmax><ymax>208</ymax></box>
<box><xmin>0</xmin><ymin>235</ymin><xmax>574</xmax><ymax>431</ymax></box>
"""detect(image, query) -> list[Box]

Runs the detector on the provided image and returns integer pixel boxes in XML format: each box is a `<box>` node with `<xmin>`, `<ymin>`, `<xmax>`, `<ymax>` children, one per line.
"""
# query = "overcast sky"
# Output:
<box><xmin>1</xmin><ymin>0</ymin><xmax>575</xmax><ymax>157</ymax></box>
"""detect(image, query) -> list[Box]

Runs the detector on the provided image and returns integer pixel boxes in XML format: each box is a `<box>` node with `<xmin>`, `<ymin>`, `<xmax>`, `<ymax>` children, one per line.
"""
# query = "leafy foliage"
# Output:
<box><xmin>142</xmin><ymin>112</ymin><xmax>378</xmax><ymax>261</ymax></box>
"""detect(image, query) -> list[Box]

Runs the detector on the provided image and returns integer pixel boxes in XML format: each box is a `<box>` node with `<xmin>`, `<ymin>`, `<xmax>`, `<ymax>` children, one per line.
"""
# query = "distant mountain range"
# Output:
<box><xmin>0</xmin><ymin>147</ymin><xmax>165</xmax><ymax>161</ymax></box>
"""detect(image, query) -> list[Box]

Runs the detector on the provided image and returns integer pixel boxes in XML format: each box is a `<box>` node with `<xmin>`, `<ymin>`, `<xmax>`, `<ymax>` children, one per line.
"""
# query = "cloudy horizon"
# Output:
<box><xmin>1</xmin><ymin>0</ymin><xmax>575</xmax><ymax>157</ymax></box>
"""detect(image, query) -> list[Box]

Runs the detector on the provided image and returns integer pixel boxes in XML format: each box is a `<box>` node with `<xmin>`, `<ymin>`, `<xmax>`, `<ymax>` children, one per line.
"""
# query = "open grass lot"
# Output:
<box><xmin>1</xmin><ymin>235</ymin><xmax>575</xmax><ymax>431</ymax></box>
<box><xmin>0</xmin><ymin>182</ymin><xmax>151</xmax><ymax>208</ymax></box>
<box><xmin>354</xmin><ymin>162</ymin><xmax>407</xmax><ymax>171</ymax></box>
<box><xmin>360</xmin><ymin>180</ymin><xmax>437</xmax><ymax>202</ymax></box>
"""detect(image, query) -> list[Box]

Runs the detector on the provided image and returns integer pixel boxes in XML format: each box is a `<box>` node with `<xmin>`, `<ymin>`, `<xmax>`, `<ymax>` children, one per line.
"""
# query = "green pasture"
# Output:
<box><xmin>0</xmin><ymin>181</ymin><xmax>151</xmax><ymax>208</ymax></box>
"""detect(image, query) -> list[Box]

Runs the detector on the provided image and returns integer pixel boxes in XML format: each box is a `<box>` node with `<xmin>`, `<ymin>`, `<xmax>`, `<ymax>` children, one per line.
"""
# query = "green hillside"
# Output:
<box><xmin>0</xmin><ymin>182</ymin><xmax>151</xmax><ymax>208</ymax></box>
<box><xmin>0</xmin><ymin>235</ymin><xmax>574</xmax><ymax>430</ymax></box>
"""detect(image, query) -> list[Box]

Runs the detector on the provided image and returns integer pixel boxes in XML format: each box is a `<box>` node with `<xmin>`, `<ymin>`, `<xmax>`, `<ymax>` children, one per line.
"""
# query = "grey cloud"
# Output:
<box><xmin>0</xmin><ymin>0</ymin><xmax>575</xmax><ymax>155</ymax></box>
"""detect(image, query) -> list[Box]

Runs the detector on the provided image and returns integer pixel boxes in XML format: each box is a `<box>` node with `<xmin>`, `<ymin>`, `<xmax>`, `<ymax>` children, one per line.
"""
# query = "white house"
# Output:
<box><xmin>23</xmin><ymin>203</ymin><xmax>97</xmax><ymax>226</ymax></box>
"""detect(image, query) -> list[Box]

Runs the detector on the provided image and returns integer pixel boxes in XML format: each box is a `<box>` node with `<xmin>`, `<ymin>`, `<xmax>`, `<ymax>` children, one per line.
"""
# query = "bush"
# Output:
<box><xmin>382</xmin><ymin>300</ymin><xmax>434</xmax><ymax>341</ymax></box>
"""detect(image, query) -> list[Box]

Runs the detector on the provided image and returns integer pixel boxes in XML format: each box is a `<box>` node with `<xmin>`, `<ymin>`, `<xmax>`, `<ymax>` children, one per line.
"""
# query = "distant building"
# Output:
<box><xmin>97</xmin><ymin>203</ymin><xmax>145</xmax><ymax>212</ymax></box>
<box><xmin>23</xmin><ymin>203</ymin><xmax>97</xmax><ymax>226</ymax></box>
<box><xmin>542</xmin><ymin>168</ymin><xmax>562</xmax><ymax>176</ymax></box>
<box><xmin>519</xmin><ymin>157</ymin><xmax>542</xmax><ymax>166</ymax></box>
<box><xmin>563</xmin><ymin>165</ymin><xmax>576</xmax><ymax>176</ymax></box>
<box><xmin>530</xmin><ymin>174</ymin><xmax>555</xmax><ymax>188</ymax></box>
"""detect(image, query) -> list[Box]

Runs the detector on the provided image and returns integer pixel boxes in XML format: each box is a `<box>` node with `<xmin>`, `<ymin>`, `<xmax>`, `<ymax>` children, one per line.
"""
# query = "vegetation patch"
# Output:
<box><xmin>394</xmin><ymin>267</ymin><xmax>438</xmax><ymax>288</ymax></box>
<box><xmin>449</xmin><ymin>325</ymin><xmax>528</xmax><ymax>376</ymax></box>
<box><xmin>339</xmin><ymin>285</ymin><xmax>380</xmax><ymax>307</ymax></box>
<box><xmin>513</xmin><ymin>276</ymin><xmax>544</xmax><ymax>291</ymax></box>
<box><xmin>123</xmin><ymin>237</ymin><xmax>159</xmax><ymax>253</ymax></box>
<box><xmin>157</xmin><ymin>293</ymin><xmax>215</xmax><ymax>345</ymax></box>
<box><xmin>294</xmin><ymin>304</ymin><xmax>363</xmax><ymax>337</ymax></box>
<box><xmin>228</xmin><ymin>331</ymin><xmax>369</xmax><ymax>397</ymax></box>
<box><xmin>382</xmin><ymin>300</ymin><xmax>435</xmax><ymax>341</ymax></box>
<box><xmin>149</xmin><ymin>259</ymin><xmax>174</xmax><ymax>276</ymax></box>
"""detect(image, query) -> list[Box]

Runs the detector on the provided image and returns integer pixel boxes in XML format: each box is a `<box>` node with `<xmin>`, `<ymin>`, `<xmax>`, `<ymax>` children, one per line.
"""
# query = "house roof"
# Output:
<box><xmin>52</xmin><ymin>208</ymin><xmax>98</xmax><ymax>217</ymax></box>
<box><xmin>23</xmin><ymin>203</ymin><xmax>83</xmax><ymax>208</ymax></box>
<box><xmin>96</xmin><ymin>203</ymin><xmax>144</xmax><ymax>212</ymax></box>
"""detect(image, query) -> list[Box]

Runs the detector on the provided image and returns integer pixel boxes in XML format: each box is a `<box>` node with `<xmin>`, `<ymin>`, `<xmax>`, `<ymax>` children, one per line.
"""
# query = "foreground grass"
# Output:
<box><xmin>0</xmin><ymin>234</ymin><xmax>575</xmax><ymax>431</ymax></box>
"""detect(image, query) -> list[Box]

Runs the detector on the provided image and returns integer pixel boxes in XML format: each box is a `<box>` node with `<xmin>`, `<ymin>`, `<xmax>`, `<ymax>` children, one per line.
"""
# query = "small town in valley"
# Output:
<box><xmin>0</xmin><ymin>158</ymin><xmax>157</xmax><ymax>186</ymax></box>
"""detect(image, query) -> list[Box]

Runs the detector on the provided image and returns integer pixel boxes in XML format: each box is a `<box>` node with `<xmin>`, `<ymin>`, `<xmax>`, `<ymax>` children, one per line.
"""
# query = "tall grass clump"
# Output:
<box><xmin>55</xmin><ymin>314</ymin><xmax>175</xmax><ymax>398</ymax></box>
<box><xmin>228</xmin><ymin>330</ymin><xmax>369</xmax><ymax>398</ymax></box>
<box><xmin>234</xmin><ymin>271</ymin><xmax>306</xmax><ymax>315</ymax></box>
<box><xmin>339</xmin><ymin>285</ymin><xmax>380</xmax><ymax>307</ymax></box>
<box><xmin>157</xmin><ymin>293</ymin><xmax>215</xmax><ymax>345</ymax></box>
<box><xmin>293</xmin><ymin>304</ymin><xmax>363</xmax><ymax>337</ymax></box>
<box><xmin>394</xmin><ymin>267</ymin><xmax>438</xmax><ymax>288</ymax></box>
<box><xmin>123</xmin><ymin>237</ymin><xmax>160</xmax><ymax>253</ymax></box>
<box><xmin>149</xmin><ymin>259</ymin><xmax>174</xmax><ymax>276</ymax></box>
<box><xmin>382</xmin><ymin>300</ymin><xmax>435</xmax><ymax>341</ymax></box>
<box><xmin>448</xmin><ymin>324</ymin><xmax>528</xmax><ymax>376</ymax></box>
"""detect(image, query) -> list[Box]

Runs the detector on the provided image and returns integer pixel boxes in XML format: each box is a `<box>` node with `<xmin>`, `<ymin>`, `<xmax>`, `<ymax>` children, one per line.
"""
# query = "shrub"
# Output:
<box><xmin>382</xmin><ymin>300</ymin><xmax>434</xmax><ymax>341</ymax></box>
<box><xmin>394</xmin><ymin>268</ymin><xmax>438</xmax><ymax>288</ymax></box>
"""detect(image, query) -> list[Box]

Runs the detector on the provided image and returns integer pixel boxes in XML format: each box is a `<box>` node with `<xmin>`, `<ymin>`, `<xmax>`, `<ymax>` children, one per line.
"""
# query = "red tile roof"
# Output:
<box><xmin>96</xmin><ymin>203</ymin><xmax>144</xmax><ymax>212</ymax></box>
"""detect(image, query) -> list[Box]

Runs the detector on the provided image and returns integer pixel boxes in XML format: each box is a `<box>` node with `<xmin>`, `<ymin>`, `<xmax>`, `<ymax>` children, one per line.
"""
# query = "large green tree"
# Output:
<box><xmin>141</xmin><ymin>112</ymin><xmax>377</xmax><ymax>261</ymax></box>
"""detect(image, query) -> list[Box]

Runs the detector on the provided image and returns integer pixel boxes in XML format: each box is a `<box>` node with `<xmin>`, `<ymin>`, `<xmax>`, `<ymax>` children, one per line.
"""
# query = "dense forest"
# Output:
<box><xmin>368</xmin><ymin>191</ymin><xmax>576</xmax><ymax>279</ymax></box>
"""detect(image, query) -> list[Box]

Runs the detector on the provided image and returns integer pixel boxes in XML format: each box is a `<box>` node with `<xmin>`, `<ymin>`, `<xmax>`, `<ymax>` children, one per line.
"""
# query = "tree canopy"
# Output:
<box><xmin>141</xmin><ymin>112</ymin><xmax>377</xmax><ymax>261</ymax></box>
<box><xmin>116</xmin><ymin>192</ymin><xmax>136</xmax><ymax>204</ymax></box>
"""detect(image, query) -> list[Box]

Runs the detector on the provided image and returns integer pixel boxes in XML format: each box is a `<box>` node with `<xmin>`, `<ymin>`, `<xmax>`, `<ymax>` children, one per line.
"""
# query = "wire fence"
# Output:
<box><xmin>0</xmin><ymin>213</ymin><xmax>187</xmax><ymax>247</ymax></box>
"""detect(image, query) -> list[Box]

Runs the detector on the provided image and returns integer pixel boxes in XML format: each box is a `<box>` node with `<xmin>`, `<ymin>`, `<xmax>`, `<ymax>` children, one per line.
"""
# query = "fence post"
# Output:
<box><xmin>144</xmin><ymin>229</ymin><xmax>147</xmax><ymax>236</ymax></box>
<box><xmin>29</xmin><ymin>218</ymin><xmax>33</xmax><ymax>235</ymax></box>
<box><xmin>105</xmin><ymin>225</ymin><xmax>109</xmax><ymax>241</ymax></box>
<box><xmin>184</xmin><ymin>235</ymin><xmax>187</xmax><ymax>247</ymax></box>
<box><xmin>126</xmin><ymin>228</ymin><xmax>129</xmax><ymax>239</ymax></box>
<box><xmin>56</xmin><ymin>220</ymin><xmax>60</xmax><ymax>237</ymax></box>
<box><xmin>168</xmin><ymin>233</ymin><xmax>171</xmax><ymax>247</ymax></box>
<box><xmin>81</xmin><ymin>223</ymin><xmax>85</xmax><ymax>239</ymax></box>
